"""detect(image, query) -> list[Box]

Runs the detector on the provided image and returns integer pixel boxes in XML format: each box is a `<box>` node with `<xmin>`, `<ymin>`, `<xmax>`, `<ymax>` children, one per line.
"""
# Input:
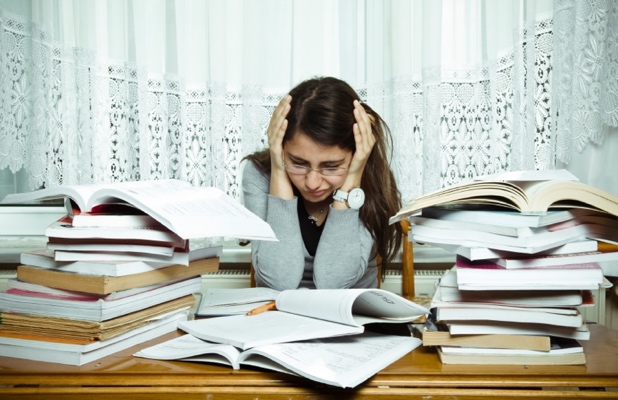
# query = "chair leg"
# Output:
<box><xmin>401</xmin><ymin>220</ymin><xmax>415</xmax><ymax>300</ymax></box>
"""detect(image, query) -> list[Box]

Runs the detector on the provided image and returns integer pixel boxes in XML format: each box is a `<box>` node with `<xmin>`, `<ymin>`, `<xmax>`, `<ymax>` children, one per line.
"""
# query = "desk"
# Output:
<box><xmin>1</xmin><ymin>324</ymin><xmax>617</xmax><ymax>400</ymax></box>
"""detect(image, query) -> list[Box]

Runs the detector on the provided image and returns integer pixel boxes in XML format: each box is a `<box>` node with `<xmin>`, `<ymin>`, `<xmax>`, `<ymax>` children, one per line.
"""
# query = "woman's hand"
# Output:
<box><xmin>341</xmin><ymin>100</ymin><xmax>376</xmax><ymax>190</ymax></box>
<box><xmin>268</xmin><ymin>94</ymin><xmax>294</xmax><ymax>199</ymax></box>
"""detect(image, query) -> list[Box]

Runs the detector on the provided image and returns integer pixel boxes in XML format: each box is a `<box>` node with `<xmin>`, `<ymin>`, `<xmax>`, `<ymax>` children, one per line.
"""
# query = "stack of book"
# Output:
<box><xmin>0</xmin><ymin>179</ymin><xmax>276</xmax><ymax>365</ymax></box>
<box><xmin>391</xmin><ymin>169</ymin><xmax>618</xmax><ymax>365</ymax></box>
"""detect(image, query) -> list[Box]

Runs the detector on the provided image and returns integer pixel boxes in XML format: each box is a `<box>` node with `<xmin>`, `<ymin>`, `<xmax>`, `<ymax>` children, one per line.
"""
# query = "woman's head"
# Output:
<box><xmin>244</xmin><ymin>76</ymin><xmax>402</xmax><ymax>268</ymax></box>
<box><xmin>282</xmin><ymin>77</ymin><xmax>360</xmax><ymax>152</ymax></box>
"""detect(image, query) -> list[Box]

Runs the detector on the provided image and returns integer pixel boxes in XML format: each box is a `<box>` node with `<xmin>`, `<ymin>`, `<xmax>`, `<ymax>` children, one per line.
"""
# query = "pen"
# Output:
<box><xmin>246</xmin><ymin>300</ymin><xmax>277</xmax><ymax>316</ymax></box>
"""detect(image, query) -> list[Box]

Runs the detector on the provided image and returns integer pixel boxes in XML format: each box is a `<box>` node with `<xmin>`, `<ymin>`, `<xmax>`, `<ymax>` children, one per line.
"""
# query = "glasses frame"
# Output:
<box><xmin>283</xmin><ymin>162</ymin><xmax>348</xmax><ymax>176</ymax></box>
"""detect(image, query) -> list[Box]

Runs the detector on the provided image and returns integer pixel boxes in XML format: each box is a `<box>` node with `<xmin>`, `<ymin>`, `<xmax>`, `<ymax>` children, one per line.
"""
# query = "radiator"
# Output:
<box><xmin>199</xmin><ymin>268</ymin><xmax>446</xmax><ymax>298</ymax></box>
<box><xmin>0</xmin><ymin>267</ymin><xmax>443</xmax><ymax>298</ymax></box>
<box><xmin>0</xmin><ymin>267</ymin><xmax>607</xmax><ymax>324</ymax></box>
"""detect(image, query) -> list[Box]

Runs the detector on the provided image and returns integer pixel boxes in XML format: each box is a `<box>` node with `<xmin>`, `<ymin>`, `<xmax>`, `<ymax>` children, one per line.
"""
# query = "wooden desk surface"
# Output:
<box><xmin>1</xmin><ymin>324</ymin><xmax>617</xmax><ymax>400</ymax></box>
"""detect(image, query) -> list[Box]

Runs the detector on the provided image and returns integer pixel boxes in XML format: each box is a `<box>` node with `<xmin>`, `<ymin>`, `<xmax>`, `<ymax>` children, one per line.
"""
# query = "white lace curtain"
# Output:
<box><xmin>1</xmin><ymin>0</ymin><xmax>617</xmax><ymax>203</ymax></box>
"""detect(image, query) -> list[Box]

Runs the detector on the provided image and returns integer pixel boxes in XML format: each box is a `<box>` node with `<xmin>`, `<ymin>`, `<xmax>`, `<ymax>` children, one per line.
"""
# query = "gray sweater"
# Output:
<box><xmin>242</xmin><ymin>160</ymin><xmax>378</xmax><ymax>290</ymax></box>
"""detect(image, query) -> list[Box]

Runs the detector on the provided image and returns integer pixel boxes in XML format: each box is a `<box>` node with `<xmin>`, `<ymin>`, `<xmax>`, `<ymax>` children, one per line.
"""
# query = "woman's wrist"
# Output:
<box><xmin>269</xmin><ymin>168</ymin><xmax>294</xmax><ymax>200</ymax></box>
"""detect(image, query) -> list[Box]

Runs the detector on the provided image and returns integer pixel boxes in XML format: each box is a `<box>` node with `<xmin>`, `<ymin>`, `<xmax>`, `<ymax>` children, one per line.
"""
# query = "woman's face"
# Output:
<box><xmin>282</xmin><ymin>132</ymin><xmax>352</xmax><ymax>204</ymax></box>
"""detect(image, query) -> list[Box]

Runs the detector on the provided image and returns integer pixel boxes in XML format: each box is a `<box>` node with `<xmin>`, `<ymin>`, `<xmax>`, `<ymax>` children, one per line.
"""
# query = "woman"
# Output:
<box><xmin>242</xmin><ymin>76</ymin><xmax>402</xmax><ymax>290</ymax></box>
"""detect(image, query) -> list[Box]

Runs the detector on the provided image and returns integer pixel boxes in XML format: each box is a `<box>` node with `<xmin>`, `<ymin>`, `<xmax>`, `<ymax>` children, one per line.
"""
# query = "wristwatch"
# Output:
<box><xmin>332</xmin><ymin>188</ymin><xmax>365</xmax><ymax>209</ymax></box>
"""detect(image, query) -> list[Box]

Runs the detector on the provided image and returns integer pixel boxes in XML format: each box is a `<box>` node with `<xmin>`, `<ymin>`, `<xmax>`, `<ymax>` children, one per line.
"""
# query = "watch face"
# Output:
<box><xmin>348</xmin><ymin>188</ymin><xmax>365</xmax><ymax>209</ymax></box>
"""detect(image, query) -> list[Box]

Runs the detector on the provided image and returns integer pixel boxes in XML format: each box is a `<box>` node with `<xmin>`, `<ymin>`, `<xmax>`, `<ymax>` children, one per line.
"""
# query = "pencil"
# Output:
<box><xmin>246</xmin><ymin>300</ymin><xmax>277</xmax><ymax>316</ymax></box>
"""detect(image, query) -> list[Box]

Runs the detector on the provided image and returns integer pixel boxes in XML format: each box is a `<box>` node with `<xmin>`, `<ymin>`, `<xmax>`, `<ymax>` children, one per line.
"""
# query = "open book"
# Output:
<box><xmin>1</xmin><ymin>179</ymin><xmax>276</xmax><ymax>241</ymax></box>
<box><xmin>179</xmin><ymin>288</ymin><xmax>429</xmax><ymax>350</ymax></box>
<box><xmin>134</xmin><ymin>331</ymin><xmax>421</xmax><ymax>388</ymax></box>
<box><xmin>390</xmin><ymin>169</ymin><xmax>618</xmax><ymax>224</ymax></box>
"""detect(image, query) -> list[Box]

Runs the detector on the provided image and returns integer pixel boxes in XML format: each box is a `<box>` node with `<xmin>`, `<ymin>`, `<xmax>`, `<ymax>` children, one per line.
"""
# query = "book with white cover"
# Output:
<box><xmin>491</xmin><ymin>250</ymin><xmax>618</xmax><ymax>269</ymax></box>
<box><xmin>436</xmin><ymin>337</ymin><xmax>585</xmax><ymax>365</ymax></box>
<box><xmin>47</xmin><ymin>241</ymin><xmax>176</xmax><ymax>256</ymax></box>
<box><xmin>409</xmin><ymin>223</ymin><xmax>618</xmax><ymax>254</ymax></box>
<box><xmin>410</xmin><ymin>215</ymin><xmax>542</xmax><ymax>237</ymax></box>
<box><xmin>134</xmin><ymin>331</ymin><xmax>422</xmax><ymax>388</ymax></box>
<box><xmin>453</xmin><ymin>263</ymin><xmax>605</xmax><ymax>291</ymax></box>
<box><xmin>50</xmin><ymin>242</ymin><xmax>221</xmax><ymax>266</ymax></box>
<box><xmin>435</xmin><ymin>305</ymin><xmax>583</xmax><ymax>328</ymax></box>
<box><xmin>447</xmin><ymin>321</ymin><xmax>591</xmax><ymax>340</ymax></box>
<box><xmin>0</xmin><ymin>310</ymin><xmax>188</xmax><ymax>366</ymax></box>
<box><xmin>419</xmin><ymin>206</ymin><xmax>604</xmax><ymax>228</ymax></box>
<box><xmin>435</xmin><ymin>269</ymin><xmax>588</xmax><ymax>307</ymax></box>
<box><xmin>1</xmin><ymin>179</ymin><xmax>276</xmax><ymax>241</ymax></box>
<box><xmin>439</xmin><ymin>337</ymin><xmax>583</xmax><ymax>356</ymax></box>
<box><xmin>46</xmin><ymin>218</ymin><xmax>187</xmax><ymax>245</ymax></box>
<box><xmin>179</xmin><ymin>288</ymin><xmax>429</xmax><ymax>350</ymax></box>
<box><xmin>424</xmin><ymin>240</ymin><xmax>598</xmax><ymax>261</ymax></box>
<box><xmin>0</xmin><ymin>276</ymin><xmax>202</xmax><ymax>321</ymax></box>
<box><xmin>21</xmin><ymin>246</ymin><xmax>222</xmax><ymax>276</ymax></box>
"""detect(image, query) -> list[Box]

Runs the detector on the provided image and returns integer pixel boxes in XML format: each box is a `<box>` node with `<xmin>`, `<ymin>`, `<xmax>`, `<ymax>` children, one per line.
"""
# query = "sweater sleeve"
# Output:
<box><xmin>241</xmin><ymin>161</ymin><xmax>306</xmax><ymax>290</ymax></box>
<box><xmin>312</xmin><ymin>206</ymin><xmax>377</xmax><ymax>289</ymax></box>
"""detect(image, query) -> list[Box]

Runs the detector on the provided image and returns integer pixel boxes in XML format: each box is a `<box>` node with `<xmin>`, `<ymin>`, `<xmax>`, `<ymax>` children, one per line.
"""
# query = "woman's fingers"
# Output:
<box><xmin>350</xmin><ymin>100</ymin><xmax>376</xmax><ymax>172</ymax></box>
<box><xmin>268</xmin><ymin>95</ymin><xmax>292</xmax><ymax>168</ymax></box>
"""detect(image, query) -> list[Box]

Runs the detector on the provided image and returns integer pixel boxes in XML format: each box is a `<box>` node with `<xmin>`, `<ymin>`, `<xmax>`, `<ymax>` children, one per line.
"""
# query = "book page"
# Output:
<box><xmin>89</xmin><ymin>180</ymin><xmax>276</xmax><ymax>240</ymax></box>
<box><xmin>177</xmin><ymin>311</ymin><xmax>364</xmax><ymax>350</ymax></box>
<box><xmin>0</xmin><ymin>183</ymin><xmax>112</xmax><ymax>210</ymax></box>
<box><xmin>475</xmin><ymin>169</ymin><xmax>579</xmax><ymax>182</ymax></box>
<box><xmin>239</xmin><ymin>332</ymin><xmax>422</xmax><ymax>388</ymax></box>
<box><xmin>196</xmin><ymin>287</ymin><xmax>281</xmax><ymax>316</ymax></box>
<box><xmin>275</xmin><ymin>289</ymin><xmax>430</xmax><ymax>326</ymax></box>
<box><xmin>200</xmin><ymin>288</ymin><xmax>280</xmax><ymax>307</ymax></box>
<box><xmin>133</xmin><ymin>334</ymin><xmax>242</xmax><ymax>369</ymax></box>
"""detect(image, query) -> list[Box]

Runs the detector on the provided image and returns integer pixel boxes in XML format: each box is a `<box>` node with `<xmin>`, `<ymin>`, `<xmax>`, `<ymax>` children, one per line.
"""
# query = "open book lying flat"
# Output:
<box><xmin>134</xmin><ymin>331</ymin><xmax>422</xmax><ymax>388</ymax></box>
<box><xmin>390</xmin><ymin>169</ymin><xmax>618</xmax><ymax>224</ymax></box>
<box><xmin>179</xmin><ymin>288</ymin><xmax>429</xmax><ymax>350</ymax></box>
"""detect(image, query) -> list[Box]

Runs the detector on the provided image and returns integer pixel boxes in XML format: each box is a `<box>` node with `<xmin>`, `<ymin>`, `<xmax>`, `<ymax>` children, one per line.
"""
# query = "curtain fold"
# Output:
<box><xmin>0</xmin><ymin>0</ymin><xmax>616</xmax><ymax>202</ymax></box>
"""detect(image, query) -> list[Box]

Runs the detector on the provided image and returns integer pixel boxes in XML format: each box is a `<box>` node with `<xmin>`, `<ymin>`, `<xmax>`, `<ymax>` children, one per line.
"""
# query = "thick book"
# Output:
<box><xmin>68</xmin><ymin>202</ymin><xmax>160</xmax><ymax>228</ymax></box>
<box><xmin>447</xmin><ymin>321</ymin><xmax>591</xmax><ymax>341</ymax></box>
<box><xmin>412</xmin><ymin>210</ymin><xmax>618</xmax><ymax>240</ymax></box>
<box><xmin>435</xmin><ymin>304</ymin><xmax>583</xmax><ymax>328</ymax></box>
<box><xmin>409</xmin><ymin>223</ymin><xmax>618</xmax><ymax>254</ymax></box>
<box><xmin>475</xmin><ymin>250</ymin><xmax>618</xmax><ymax>269</ymax></box>
<box><xmin>410</xmin><ymin>224</ymin><xmax>618</xmax><ymax>253</ymax></box>
<box><xmin>419</xmin><ymin>205</ymin><xmax>603</xmax><ymax>228</ymax></box>
<box><xmin>454</xmin><ymin>263</ymin><xmax>605</xmax><ymax>291</ymax></box>
<box><xmin>134</xmin><ymin>331</ymin><xmax>421</xmax><ymax>388</ymax></box>
<box><xmin>0</xmin><ymin>295</ymin><xmax>195</xmax><ymax>341</ymax></box>
<box><xmin>436</xmin><ymin>337</ymin><xmax>585</xmax><ymax>365</ymax></box>
<box><xmin>46</xmin><ymin>217</ymin><xmax>187</xmax><ymax>245</ymax></box>
<box><xmin>16</xmin><ymin>254</ymin><xmax>219</xmax><ymax>295</ymax></box>
<box><xmin>424</xmin><ymin>239</ymin><xmax>599</xmax><ymax>261</ymax></box>
<box><xmin>0</xmin><ymin>310</ymin><xmax>188</xmax><ymax>366</ymax></box>
<box><xmin>1</xmin><ymin>179</ymin><xmax>276</xmax><ymax>241</ymax></box>
<box><xmin>421</xmin><ymin>330</ymin><xmax>551</xmax><ymax>351</ymax></box>
<box><xmin>46</xmin><ymin>241</ymin><xmax>177</xmax><ymax>256</ymax></box>
<box><xmin>0</xmin><ymin>276</ymin><xmax>202</xmax><ymax>321</ymax></box>
<box><xmin>50</xmin><ymin>243</ymin><xmax>218</xmax><ymax>265</ymax></box>
<box><xmin>179</xmin><ymin>288</ymin><xmax>429</xmax><ymax>350</ymax></box>
<box><xmin>390</xmin><ymin>169</ymin><xmax>618</xmax><ymax>224</ymax></box>
<box><xmin>419</xmin><ymin>318</ymin><xmax>551</xmax><ymax>351</ymax></box>
<box><xmin>19</xmin><ymin>248</ymin><xmax>206</xmax><ymax>277</ymax></box>
<box><xmin>435</xmin><ymin>269</ymin><xmax>589</xmax><ymax>307</ymax></box>
<box><xmin>410</xmin><ymin>215</ymin><xmax>545</xmax><ymax>238</ymax></box>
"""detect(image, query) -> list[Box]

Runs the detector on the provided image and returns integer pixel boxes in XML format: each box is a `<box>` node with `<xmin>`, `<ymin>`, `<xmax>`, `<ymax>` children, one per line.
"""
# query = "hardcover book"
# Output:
<box><xmin>1</xmin><ymin>179</ymin><xmax>276</xmax><ymax>241</ymax></box>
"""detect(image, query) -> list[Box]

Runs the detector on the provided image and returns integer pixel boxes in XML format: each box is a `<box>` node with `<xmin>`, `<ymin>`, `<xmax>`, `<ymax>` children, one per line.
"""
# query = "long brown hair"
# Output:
<box><xmin>244</xmin><ymin>76</ymin><xmax>402</xmax><ymax>269</ymax></box>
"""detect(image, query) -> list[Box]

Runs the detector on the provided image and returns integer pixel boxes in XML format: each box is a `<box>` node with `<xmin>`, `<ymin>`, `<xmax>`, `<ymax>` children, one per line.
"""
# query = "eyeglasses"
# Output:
<box><xmin>283</xmin><ymin>163</ymin><xmax>348</xmax><ymax>176</ymax></box>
